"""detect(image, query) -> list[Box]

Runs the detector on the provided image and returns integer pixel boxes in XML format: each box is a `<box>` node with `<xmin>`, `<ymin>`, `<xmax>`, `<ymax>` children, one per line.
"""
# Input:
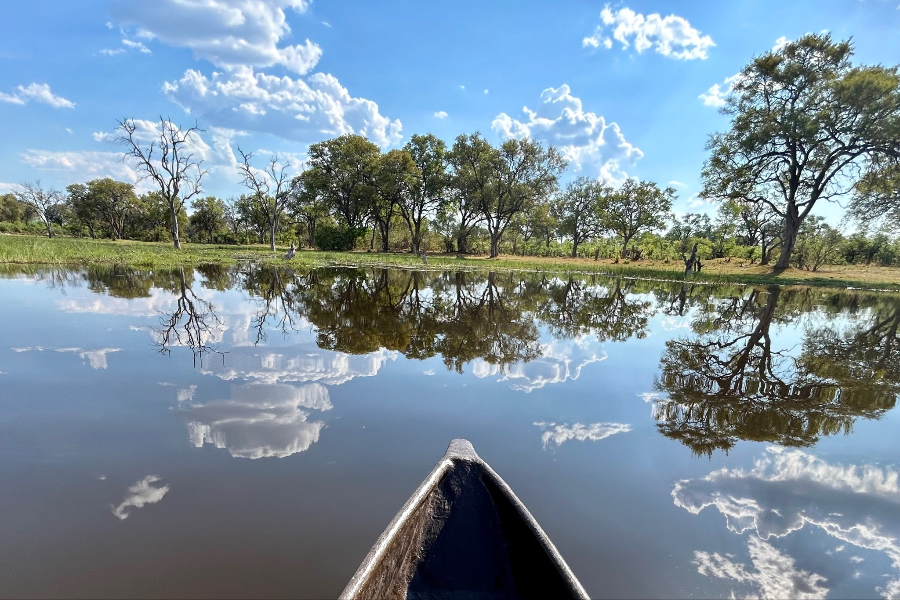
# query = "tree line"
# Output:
<box><xmin>3</xmin><ymin>34</ymin><xmax>900</xmax><ymax>270</ymax></box>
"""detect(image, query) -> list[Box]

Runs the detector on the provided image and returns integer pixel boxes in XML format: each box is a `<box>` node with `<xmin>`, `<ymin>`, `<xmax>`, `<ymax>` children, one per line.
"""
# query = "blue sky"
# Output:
<box><xmin>1</xmin><ymin>0</ymin><xmax>899</xmax><ymax>219</ymax></box>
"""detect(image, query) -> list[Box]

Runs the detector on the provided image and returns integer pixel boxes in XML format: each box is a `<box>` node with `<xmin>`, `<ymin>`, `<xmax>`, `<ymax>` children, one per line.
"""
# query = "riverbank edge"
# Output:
<box><xmin>2</xmin><ymin>234</ymin><xmax>899</xmax><ymax>291</ymax></box>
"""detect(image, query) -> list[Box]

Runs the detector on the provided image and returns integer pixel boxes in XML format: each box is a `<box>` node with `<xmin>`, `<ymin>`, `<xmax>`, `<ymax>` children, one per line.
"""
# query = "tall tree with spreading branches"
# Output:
<box><xmin>553</xmin><ymin>177</ymin><xmax>610</xmax><ymax>257</ymax></box>
<box><xmin>400</xmin><ymin>134</ymin><xmax>449</xmax><ymax>254</ymax></box>
<box><xmin>452</xmin><ymin>133</ymin><xmax>566</xmax><ymax>258</ymax></box>
<box><xmin>701</xmin><ymin>34</ymin><xmax>900</xmax><ymax>269</ymax></box>
<box><xmin>599</xmin><ymin>179</ymin><xmax>674</xmax><ymax>259</ymax></box>
<box><xmin>116</xmin><ymin>118</ymin><xmax>207</xmax><ymax>249</ymax></box>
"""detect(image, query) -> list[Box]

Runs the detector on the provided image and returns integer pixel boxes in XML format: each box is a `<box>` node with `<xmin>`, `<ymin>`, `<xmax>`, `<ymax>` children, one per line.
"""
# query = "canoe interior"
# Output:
<box><xmin>349</xmin><ymin>450</ymin><xmax>584</xmax><ymax>600</ymax></box>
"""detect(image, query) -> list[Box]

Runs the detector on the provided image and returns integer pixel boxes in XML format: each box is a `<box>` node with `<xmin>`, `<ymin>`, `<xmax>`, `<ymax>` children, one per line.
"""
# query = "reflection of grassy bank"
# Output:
<box><xmin>2</xmin><ymin>233</ymin><xmax>899</xmax><ymax>290</ymax></box>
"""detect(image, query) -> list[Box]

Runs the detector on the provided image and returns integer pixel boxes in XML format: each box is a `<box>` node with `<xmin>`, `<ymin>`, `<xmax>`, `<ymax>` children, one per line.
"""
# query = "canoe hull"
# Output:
<box><xmin>340</xmin><ymin>439</ymin><xmax>589</xmax><ymax>600</ymax></box>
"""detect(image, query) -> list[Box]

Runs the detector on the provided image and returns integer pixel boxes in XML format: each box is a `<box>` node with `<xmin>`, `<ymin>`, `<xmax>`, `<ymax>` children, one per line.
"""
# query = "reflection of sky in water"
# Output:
<box><xmin>11</xmin><ymin>346</ymin><xmax>122</xmax><ymax>369</ymax></box>
<box><xmin>674</xmin><ymin>447</ymin><xmax>900</xmax><ymax>599</ymax></box>
<box><xmin>111</xmin><ymin>475</ymin><xmax>169</xmax><ymax>520</ymax></box>
<box><xmin>181</xmin><ymin>383</ymin><xmax>331</xmax><ymax>459</ymax></box>
<box><xmin>534</xmin><ymin>421</ymin><xmax>632</xmax><ymax>449</ymax></box>
<box><xmin>200</xmin><ymin>343</ymin><xmax>397</xmax><ymax>385</ymax></box>
<box><xmin>471</xmin><ymin>335</ymin><xmax>606</xmax><ymax>393</ymax></box>
<box><xmin>2</xmin><ymin>268</ymin><xmax>899</xmax><ymax>599</ymax></box>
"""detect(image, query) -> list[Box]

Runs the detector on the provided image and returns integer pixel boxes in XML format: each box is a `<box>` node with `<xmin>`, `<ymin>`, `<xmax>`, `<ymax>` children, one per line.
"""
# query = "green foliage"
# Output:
<box><xmin>188</xmin><ymin>196</ymin><xmax>227</xmax><ymax>243</ymax></box>
<box><xmin>793</xmin><ymin>216</ymin><xmax>845</xmax><ymax>271</ymax></box>
<box><xmin>314</xmin><ymin>224</ymin><xmax>367</xmax><ymax>251</ymax></box>
<box><xmin>702</xmin><ymin>33</ymin><xmax>900</xmax><ymax>268</ymax></box>
<box><xmin>599</xmin><ymin>179</ymin><xmax>674</xmax><ymax>257</ymax></box>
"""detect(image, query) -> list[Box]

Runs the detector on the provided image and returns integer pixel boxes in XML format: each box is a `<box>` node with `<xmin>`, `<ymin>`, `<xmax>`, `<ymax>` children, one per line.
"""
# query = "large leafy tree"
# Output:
<box><xmin>701</xmin><ymin>34</ymin><xmax>900</xmax><ymax>269</ymax></box>
<box><xmin>189</xmin><ymin>196</ymin><xmax>226</xmax><ymax>244</ymax></box>
<box><xmin>88</xmin><ymin>178</ymin><xmax>138</xmax><ymax>240</ymax></box>
<box><xmin>400</xmin><ymin>134</ymin><xmax>448</xmax><ymax>254</ymax></box>
<box><xmin>451</xmin><ymin>133</ymin><xmax>566</xmax><ymax>258</ymax></box>
<box><xmin>599</xmin><ymin>179</ymin><xmax>674</xmax><ymax>258</ymax></box>
<box><xmin>65</xmin><ymin>183</ymin><xmax>100</xmax><ymax>238</ymax></box>
<box><xmin>553</xmin><ymin>177</ymin><xmax>610</xmax><ymax>257</ymax></box>
<box><xmin>848</xmin><ymin>163</ymin><xmax>900</xmax><ymax>233</ymax></box>
<box><xmin>289</xmin><ymin>170</ymin><xmax>332</xmax><ymax>248</ymax></box>
<box><xmin>369</xmin><ymin>149</ymin><xmax>415</xmax><ymax>252</ymax></box>
<box><xmin>306</xmin><ymin>134</ymin><xmax>380</xmax><ymax>230</ymax></box>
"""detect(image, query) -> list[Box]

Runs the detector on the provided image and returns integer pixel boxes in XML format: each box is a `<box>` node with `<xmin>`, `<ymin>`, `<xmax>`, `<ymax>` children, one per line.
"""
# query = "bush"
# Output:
<box><xmin>314</xmin><ymin>225</ymin><xmax>367</xmax><ymax>251</ymax></box>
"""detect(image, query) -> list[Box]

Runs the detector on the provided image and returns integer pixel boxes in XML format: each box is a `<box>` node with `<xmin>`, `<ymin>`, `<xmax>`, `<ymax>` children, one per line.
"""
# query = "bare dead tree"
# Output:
<box><xmin>15</xmin><ymin>181</ymin><xmax>63</xmax><ymax>238</ymax></box>
<box><xmin>116</xmin><ymin>117</ymin><xmax>208</xmax><ymax>249</ymax></box>
<box><xmin>237</xmin><ymin>148</ymin><xmax>291</xmax><ymax>251</ymax></box>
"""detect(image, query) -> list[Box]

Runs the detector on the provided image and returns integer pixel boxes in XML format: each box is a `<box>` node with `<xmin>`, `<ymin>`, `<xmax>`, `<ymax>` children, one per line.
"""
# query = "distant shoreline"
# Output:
<box><xmin>2</xmin><ymin>233</ymin><xmax>899</xmax><ymax>291</ymax></box>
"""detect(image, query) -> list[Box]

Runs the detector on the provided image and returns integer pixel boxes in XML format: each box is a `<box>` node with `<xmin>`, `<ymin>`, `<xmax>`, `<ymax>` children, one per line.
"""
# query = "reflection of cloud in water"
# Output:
<box><xmin>638</xmin><ymin>392</ymin><xmax>660</xmax><ymax>403</ymax></box>
<box><xmin>660</xmin><ymin>316</ymin><xmax>690</xmax><ymax>331</ymax></box>
<box><xmin>12</xmin><ymin>346</ymin><xmax>122</xmax><ymax>369</ymax></box>
<box><xmin>112</xmin><ymin>475</ymin><xmax>169</xmax><ymax>520</ymax></box>
<box><xmin>200</xmin><ymin>343</ymin><xmax>397</xmax><ymax>385</ymax></box>
<box><xmin>182</xmin><ymin>383</ymin><xmax>330</xmax><ymax>459</ymax></box>
<box><xmin>176</xmin><ymin>385</ymin><xmax>197</xmax><ymax>402</ymax></box>
<box><xmin>693</xmin><ymin>536</ymin><xmax>828</xmax><ymax>599</ymax></box>
<box><xmin>56</xmin><ymin>291</ymin><xmax>177</xmax><ymax>318</ymax></box>
<box><xmin>534</xmin><ymin>422</ymin><xmax>632</xmax><ymax>449</ymax></box>
<box><xmin>472</xmin><ymin>337</ymin><xmax>606</xmax><ymax>393</ymax></box>
<box><xmin>674</xmin><ymin>447</ymin><xmax>900</xmax><ymax>599</ymax></box>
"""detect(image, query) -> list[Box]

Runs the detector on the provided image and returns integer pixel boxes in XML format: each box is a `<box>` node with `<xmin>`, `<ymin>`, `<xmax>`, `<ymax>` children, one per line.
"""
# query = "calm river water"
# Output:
<box><xmin>1</xmin><ymin>264</ymin><xmax>898</xmax><ymax>599</ymax></box>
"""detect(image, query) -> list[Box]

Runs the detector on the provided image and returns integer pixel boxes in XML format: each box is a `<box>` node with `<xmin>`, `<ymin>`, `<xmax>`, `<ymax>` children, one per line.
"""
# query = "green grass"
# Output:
<box><xmin>2</xmin><ymin>233</ymin><xmax>899</xmax><ymax>291</ymax></box>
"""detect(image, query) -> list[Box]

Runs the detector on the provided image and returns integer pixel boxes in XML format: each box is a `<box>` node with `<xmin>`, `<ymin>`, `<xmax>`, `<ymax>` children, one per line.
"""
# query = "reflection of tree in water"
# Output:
<box><xmin>289</xmin><ymin>268</ymin><xmax>542</xmax><ymax>373</ymax></box>
<box><xmin>654</xmin><ymin>287</ymin><xmax>900</xmax><ymax>456</ymax></box>
<box><xmin>532</xmin><ymin>275</ymin><xmax>654</xmax><ymax>341</ymax></box>
<box><xmin>152</xmin><ymin>267</ymin><xmax>224</xmax><ymax>365</ymax></box>
<box><xmin>239</xmin><ymin>267</ymin><xmax>666</xmax><ymax>374</ymax></box>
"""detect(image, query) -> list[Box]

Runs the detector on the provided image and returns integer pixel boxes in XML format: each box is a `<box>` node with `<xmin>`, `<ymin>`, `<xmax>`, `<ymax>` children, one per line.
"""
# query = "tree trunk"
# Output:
<box><xmin>489</xmin><ymin>232</ymin><xmax>500</xmax><ymax>258</ymax></box>
<box><xmin>380</xmin><ymin>221</ymin><xmax>390</xmax><ymax>252</ymax></box>
<box><xmin>269</xmin><ymin>221</ymin><xmax>277</xmax><ymax>251</ymax></box>
<box><xmin>621</xmin><ymin>235</ymin><xmax>632</xmax><ymax>259</ymax></box>
<box><xmin>169</xmin><ymin>203</ymin><xmax>181</xmax><ymax>249</ymax></box>
<box><xmin>571</xmin><ymin>239</ymin><xmax>579</xmax><ymax>258</ymax></box>
<box><xmin>44</xmin><ymin>219</ymin><xmax>53</xmax><ymax>239</ymax></box>
<box><xmin>775</xmin><ymin>208</ymin><xmax>800</xmax><ymax>269</ymax></box>
<box><xmin>760</xmin><ymin>232</ymin><xmax>769</xmax><ymax>265</ymax></box>
<box><xmin>410</xmin><ymin>220</ymin><xmax>422</xmax><ymax>255</ymax></box>
<box><xmin>457</xmin><ymin>231</ymin><xmax>468</xmax><ymax>254</ymax></box>
<box><xmin>307</xmin><ymin>219</ymin><xmax>316</xmax><ymax>248</ymax></box>
<box><xmin>684</xmin><ymin>242</ymin><xmax>698</xmax><ymax>276</ymax></box>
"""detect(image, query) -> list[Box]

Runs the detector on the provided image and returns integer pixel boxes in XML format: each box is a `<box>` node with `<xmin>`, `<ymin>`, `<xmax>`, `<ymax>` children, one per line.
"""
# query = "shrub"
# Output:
<box><xmin>314</xmin><ymin>225</ymin><xmax>367</xmax><ymax>251</ymax></box>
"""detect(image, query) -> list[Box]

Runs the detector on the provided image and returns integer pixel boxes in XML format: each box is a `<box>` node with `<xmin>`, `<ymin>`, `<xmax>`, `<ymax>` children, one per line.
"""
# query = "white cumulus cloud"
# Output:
<box><xmin>163</xmin><ymin>67</ymin><xmax>402</xmax><ymax>147</ymax></box>
<box><xmin>583</xmin><ymin>6</ymin><xmax>714</xmax><ymax>60</ymax></box>
<box><xmin>433</xmin><ymin>111</ymin><xmax>448</xmax><ymax>119</ymax></box>
<box><xmin>0</xmin><ymin>83</ymin><xmax>74</xmax><ymax>108</ymax></box>
<box><xmin>110</xmin><ymin>0</ymin><xmax>320</xmax><ymax>75</ymax></box>
<box><xmin>492</xmin><ymin>84</ymin><xmax>642</xmax><ymax>184</ymax></box>
<box><xmin>699</xmin><ymin>73</ymin><xmax>743</xmax><ymax>108</ymax></box>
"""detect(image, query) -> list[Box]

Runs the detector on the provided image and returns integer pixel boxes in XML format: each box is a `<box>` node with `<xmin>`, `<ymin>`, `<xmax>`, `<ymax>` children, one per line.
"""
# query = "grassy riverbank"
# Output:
<box><xmin>2</xmin><ymin>233</ymin><xmax>900</xmax><ymax>290</ymax></box>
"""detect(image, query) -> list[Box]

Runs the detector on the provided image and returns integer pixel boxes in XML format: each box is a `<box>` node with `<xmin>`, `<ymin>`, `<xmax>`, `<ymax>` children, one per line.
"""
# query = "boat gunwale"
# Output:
<box><xmin>338</xmin><ymin>439</ymin><xmax>589</xmax><ymax>600</ymax></box>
